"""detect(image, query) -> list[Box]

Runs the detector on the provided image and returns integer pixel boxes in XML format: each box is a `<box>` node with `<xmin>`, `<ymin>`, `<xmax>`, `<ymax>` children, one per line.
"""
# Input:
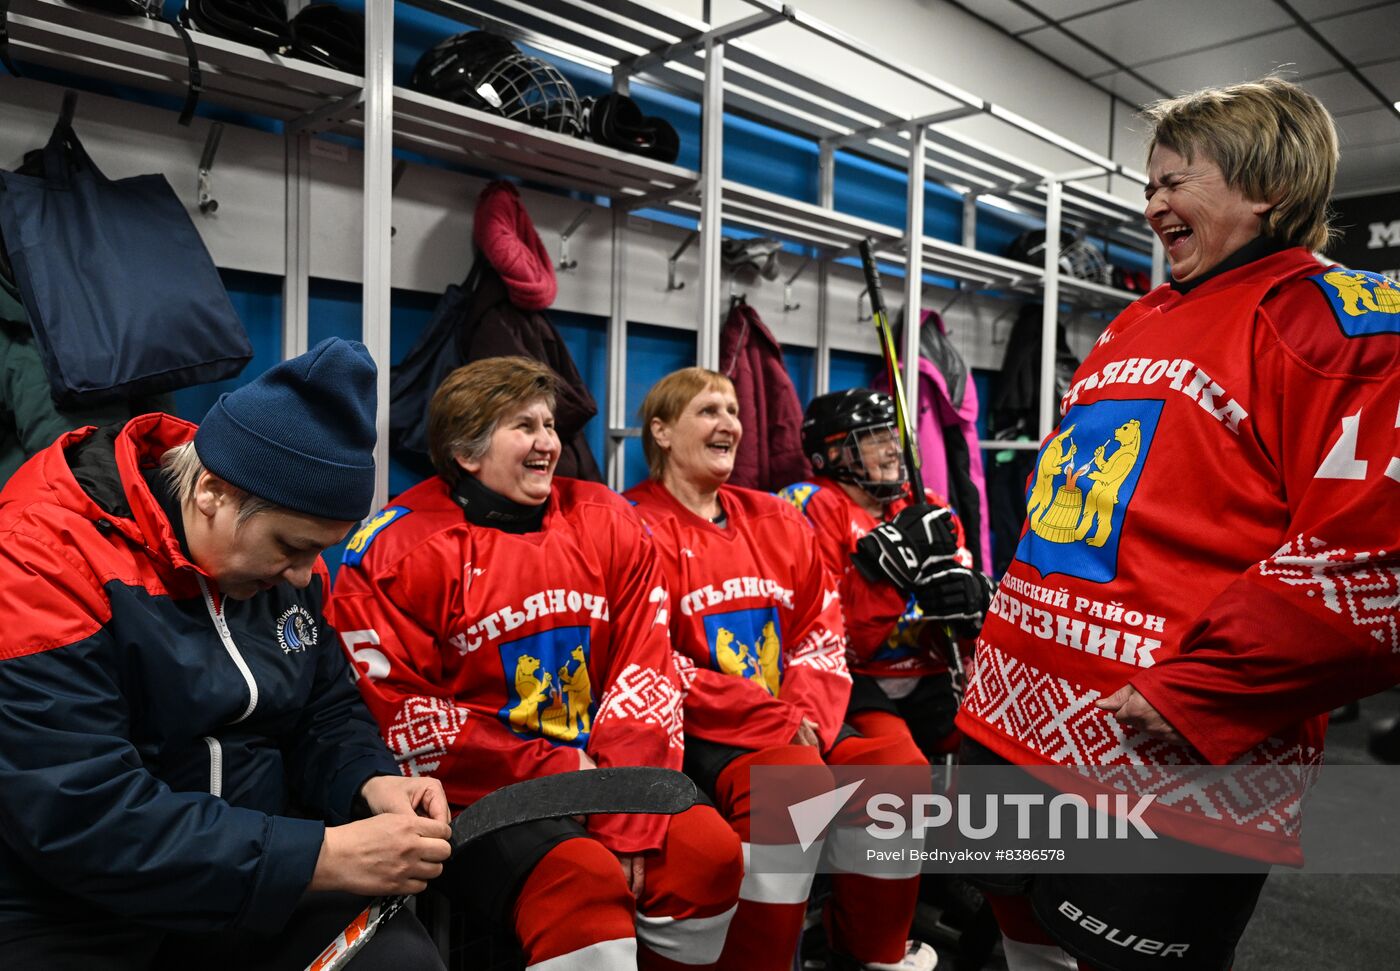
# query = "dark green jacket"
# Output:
<box><xmin>1</xmin><ymin>286</ymin><xmax>168</xmax><ymax>487</ymax></box>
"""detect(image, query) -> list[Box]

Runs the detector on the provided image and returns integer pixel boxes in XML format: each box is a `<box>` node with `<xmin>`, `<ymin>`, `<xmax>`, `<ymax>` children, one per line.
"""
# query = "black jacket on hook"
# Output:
<box><xmin>389</xmin><ymin>258</ymin><xmax>603</xmax><ymax>483</ymax></box>
<box><xmin>985</xmin><ymin>302</ymin><xmax>1081</xmax><ymax>576</ymax></box>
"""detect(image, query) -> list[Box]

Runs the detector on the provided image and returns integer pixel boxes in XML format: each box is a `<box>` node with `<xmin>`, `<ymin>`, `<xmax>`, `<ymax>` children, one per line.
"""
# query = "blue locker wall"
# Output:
<box><xmin>15</xmin><ymin>4</ymin><xmax>1144</xmax><ymax>576</ymax></box>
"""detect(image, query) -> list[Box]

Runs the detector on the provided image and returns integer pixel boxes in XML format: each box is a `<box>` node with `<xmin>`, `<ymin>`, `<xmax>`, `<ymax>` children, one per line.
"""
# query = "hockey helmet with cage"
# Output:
<box><xmin>183</xmin><ymin>0</ymin><xmax>291</xmax><ymax>53</ymax></box>
<box><xmin>802</xmin><ymin>388</ymin><xmax>907</xmax><ymax>502</ymax></box>
<box><xmin>1005</xmin><ymin>228</ymin><xmax>1110</xmax><ymax>285</ymax></box>
<box><xmin>287</xmin><ymin>4</ymin><xmax>364</xmax><ymax>75</ymax></box>
<box><xmin>411</xmin><ymin>30</ymin><xmax>582</xmax><ymax>137</ymax></box>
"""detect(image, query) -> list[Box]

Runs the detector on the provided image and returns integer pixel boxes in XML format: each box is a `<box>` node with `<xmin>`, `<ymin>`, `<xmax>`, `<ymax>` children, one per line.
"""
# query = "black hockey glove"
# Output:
<box><xmin>851</xmin><ymin>504</ymin><xmax>960</xmax><ymax>595</ymax></box>
<box><xmin>916</xmin><ymin>567</ymin><xmax>994</xmax><ymax>632</ymax></box>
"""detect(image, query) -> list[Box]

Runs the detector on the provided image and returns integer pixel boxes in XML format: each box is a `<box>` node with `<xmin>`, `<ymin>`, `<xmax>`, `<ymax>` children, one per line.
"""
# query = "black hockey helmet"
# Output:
<box><xmin>411</xmin><ymin>30</ymin><xmax>519</xmax><ymax>111</ymax></box>
<box><xmin>579</xmin><ymin>92</ymin><xmax>680</xmax><ymax>163</ymax></box>
<box><xmin>183</xmin><ymin>0</ymin><xmax>291</xmax><ymax>53</ymax></box>
<box><xmin>411</xmin><ymin>30</ymin><xmax>582</xmax><ymax>136</ymax></box>
<box><xmin>801</xmin><ymin>388</ymin><xmax>907</xmax><ymax>501</ymax></box>
<box><xmin>1005</xmin><ymin>228</ymin><xmax>1109</xmax><ymax>285</ymax></box>
<box><xmin>288</xmin><ymin>4</ymin><xmax>364</xmax><ymax>74</ymax></box>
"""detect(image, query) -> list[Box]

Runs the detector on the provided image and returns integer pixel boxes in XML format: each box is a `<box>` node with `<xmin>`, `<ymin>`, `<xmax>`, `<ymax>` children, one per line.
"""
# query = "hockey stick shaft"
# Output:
<box><xmin>305</xmin><ymin>767</ymin><xmax>698</xmax><ymax>971</ymax></box>
<box><xmin>860</xmin><ymin>239</ymin><xmax>971</xmax><ymax>684</ymax></box>
<box><xmin>859</xmin><ymin>239</ymin><xmax>925</xmax><ymax>500</ymax></box>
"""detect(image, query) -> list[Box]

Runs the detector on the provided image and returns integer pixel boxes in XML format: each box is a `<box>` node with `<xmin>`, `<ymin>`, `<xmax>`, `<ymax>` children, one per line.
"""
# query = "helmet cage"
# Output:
<box><xmin>820</xmin><ymin>422</ymin><xmax>907</xmax><ymax>502</ymax></box>
<box><xmin>473</xmin><ymin>53</ymin><xmax>582</xmax><ymax>136</ymax></box>
<box><xmin>288</xmin><ymin>4</ymin><xmax>365</xmax><ymax>74</ymax></box>
<box><xmin>411</xmin><ymin>31</ymin><xmax>581</xmax><ymax>137</ymax></box>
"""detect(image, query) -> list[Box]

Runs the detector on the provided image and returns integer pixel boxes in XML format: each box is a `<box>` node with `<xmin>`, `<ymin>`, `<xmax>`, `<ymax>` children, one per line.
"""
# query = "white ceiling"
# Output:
<box><xmin>946</xmin><ymin>0</ymin><xmax>1400</xmax><ymax>197</ymax></box>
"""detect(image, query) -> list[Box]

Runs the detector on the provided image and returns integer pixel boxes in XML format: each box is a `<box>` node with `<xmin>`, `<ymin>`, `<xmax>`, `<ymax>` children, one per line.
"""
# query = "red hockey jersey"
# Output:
<box><xmin>779</xmin><ymin>476</ymin><xmax>972</xmax><ymax>680</ymax></box>
<box><xmin>957</xmin><ymin>247</ymin><xmax>1400</xmax><ymax>862</ymax></box>
<box><xmin>626</xmin><ymin>479</ymin><xmax>851</xmax><ymax>752</ymax></box>
<box><xmin>326</xmin><ymin>476</ymin><xmax>683</xmax><ymax>855</ymax></box>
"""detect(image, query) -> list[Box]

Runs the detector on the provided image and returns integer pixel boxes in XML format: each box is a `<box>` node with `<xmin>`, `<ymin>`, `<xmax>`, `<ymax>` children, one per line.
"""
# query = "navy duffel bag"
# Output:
<box><xmin>0</xmin><ymin>100</ymin><xmax>250</xmax><ymax>406</ymax></box>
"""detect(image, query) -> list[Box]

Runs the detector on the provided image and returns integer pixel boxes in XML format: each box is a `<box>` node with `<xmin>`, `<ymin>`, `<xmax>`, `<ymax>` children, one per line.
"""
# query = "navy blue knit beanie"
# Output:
<box><xmin>195</xmin><ymin>337</ymin><xmax>377</xmax><ymax>521</ymax></box>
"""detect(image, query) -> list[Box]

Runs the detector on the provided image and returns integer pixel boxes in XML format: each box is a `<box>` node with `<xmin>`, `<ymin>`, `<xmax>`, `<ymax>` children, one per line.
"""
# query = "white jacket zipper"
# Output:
<box><xmin>198</xmin><ymin>575</ymin><xmax>258</xmax><ymax>723</ymax></box>
<box><xmin>204</xmin><ymin>736</ymin><xmax>224</xmax><ymax>797</ymax></box>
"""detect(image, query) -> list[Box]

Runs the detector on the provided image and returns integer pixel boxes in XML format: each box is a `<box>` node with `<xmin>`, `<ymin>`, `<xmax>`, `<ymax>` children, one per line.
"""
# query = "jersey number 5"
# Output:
<box><xmin>340</xmin><ymin>629</ymin><xmax>391</xmax><ymax>682</ymax></box>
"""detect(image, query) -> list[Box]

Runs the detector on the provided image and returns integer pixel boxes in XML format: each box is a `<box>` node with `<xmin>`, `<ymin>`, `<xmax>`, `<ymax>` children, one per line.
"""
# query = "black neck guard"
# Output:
<box><xmin>452</xmin><ymin>473</ymin><xmax>548</xmax><ymax>534</ymax></box>
<box><xmin>1170</xmin><ymin>236</ymin><xmax>1290</xmax><ymax>295</ymax></box>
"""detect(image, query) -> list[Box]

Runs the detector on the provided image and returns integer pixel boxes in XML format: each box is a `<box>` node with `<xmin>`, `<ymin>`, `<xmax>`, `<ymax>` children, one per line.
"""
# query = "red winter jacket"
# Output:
<box><xmin>720</xmin><ymin>302</ymin><xmax>811</xmax><ymax>491</ymax></box>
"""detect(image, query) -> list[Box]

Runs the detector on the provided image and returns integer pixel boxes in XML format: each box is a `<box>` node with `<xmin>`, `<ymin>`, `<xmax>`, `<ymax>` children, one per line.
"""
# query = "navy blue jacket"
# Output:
<box><xmin>0</xmin><ymin>414</ymin><xmax>398</xmax><ymax>933</ymax></box>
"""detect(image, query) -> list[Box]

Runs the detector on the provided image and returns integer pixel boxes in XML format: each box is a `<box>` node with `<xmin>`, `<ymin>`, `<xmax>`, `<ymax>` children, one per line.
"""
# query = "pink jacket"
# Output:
<box><xmin>875</xmin><ymin>311</ymin><xmax>992</xmax><ymax>571</ymax></box>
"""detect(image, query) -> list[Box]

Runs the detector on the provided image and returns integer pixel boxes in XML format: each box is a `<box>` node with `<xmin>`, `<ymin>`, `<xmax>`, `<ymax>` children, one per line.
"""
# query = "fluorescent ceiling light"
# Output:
<box><xmin>977</xmin><ymin>195</ymin><xmax>1026</xmax><ymax>215</ymax></box>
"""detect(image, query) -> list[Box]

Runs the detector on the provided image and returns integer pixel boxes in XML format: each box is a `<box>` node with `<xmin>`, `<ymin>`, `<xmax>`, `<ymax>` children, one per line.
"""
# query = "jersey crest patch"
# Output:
<box><xmin>498</xmin><ymin>627</ymin><xmax>594</xmax><ymax>749</ymax></box>
<box><xmin>875</xmin><ymin>598</ymin><xmax>927</xmax><ymax>663</ymax></box>
<box><xmin>704</xmin><ymin>607</ymin><xmax>783</xmax><ymax>697</ymax></box>
<box><xmin>1309</xmin><ymin>269</ymin><xmax>1400</xmax><ymax>336</ymax></box>
<box><xmin>342</xmin><ymin>506</ymin><xmax>411</xmax><ymax>567</ymax></box>
<box><xmin>1014</xmin><ymin>398</ymin><xmax>1164</xmax><ymax>583</ymax></box>
<box><xmin>778</xmin><ymin>482</ymin><xmax>821</xmax><ymax>513</ymax></box>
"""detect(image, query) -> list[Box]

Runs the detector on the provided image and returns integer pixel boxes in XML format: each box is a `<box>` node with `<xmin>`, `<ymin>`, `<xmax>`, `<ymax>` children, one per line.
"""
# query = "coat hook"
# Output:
<box><xmin>941</xmin><ymin>283</ymin><xmax>967</xmax><ymax>314</ymax></box>
<box><xmin>59</xmin><ymin>90</ymin><xmax>78</xmax><ymax>127</ymax></box>
<box><xmin>557</xmin><ymin>206</ymin><xmax>593</xmax><ymax>271</ymax></box>
<box><xmin>389</xmin><ymin>159</ymin><xmax>406</xmax><ymax>238</ymax></box>
<box><xmin>991</xmin><ymin>306</ymin><xmax>1017</xmax><ymax>345</ymax></box>
<box><xmin>783</xmin><ymin>256</ymin><xmax>810</xmax><ymax>312</ymax></box>
<box><xmin>667</xmin><ymin>231</ymin><xmax>697</xmax><ymax>291</ymax></box>
<box><xmin>197</xmin><ymin>122</ymin><xmax>224</xmax><ymax>215</ymax></box>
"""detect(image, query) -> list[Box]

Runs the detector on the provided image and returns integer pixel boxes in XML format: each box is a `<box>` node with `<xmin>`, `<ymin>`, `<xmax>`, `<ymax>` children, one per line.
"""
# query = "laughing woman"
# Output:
<box><xmin>327</xmin><ymin>356</ymin><xmax>742</xmax><ymax>971</ymax></box>
<box><xmin>626</xmin><ymin>368</ymin><xmax>936</xmax><ymax>971</ymax></box>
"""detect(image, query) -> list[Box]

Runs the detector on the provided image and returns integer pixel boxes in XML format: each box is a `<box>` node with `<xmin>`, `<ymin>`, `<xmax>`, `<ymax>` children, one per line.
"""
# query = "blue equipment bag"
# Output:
<box><xmin>0</xmin><ymin>97</ymin><xmax>250</xmax><ymax>406</ymax></box>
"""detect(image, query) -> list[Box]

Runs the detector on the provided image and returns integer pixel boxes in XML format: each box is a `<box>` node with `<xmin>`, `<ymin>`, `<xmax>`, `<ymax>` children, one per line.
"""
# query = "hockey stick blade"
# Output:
<box><xmin>450</xmin><ymin>766</ymin><xmax>698</xmax><ymax>849</ymax></box>
<box><xmin>305</xmin><ymin>768</ymin><xmax>697</xmax><ymax>971</ymax></box>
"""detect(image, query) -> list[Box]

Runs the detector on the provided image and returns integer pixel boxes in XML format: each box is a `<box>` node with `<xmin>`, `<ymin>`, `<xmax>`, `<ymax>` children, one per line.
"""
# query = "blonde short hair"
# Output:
<box><xmin>1141</xmin><ymin>76</ymin><xmax>1339</xmax><ymax>252</ymax></box>
<box><xmin>428</xmin><ymin>356</ymin><xmax>558</xmax><ymax>487</ymax></box>
<box><xmin>160</xmin><ymin>441</ymin><xmax>278</xmax><ymax>528</ymax></box>
<box><xmin>639</xmin><ymin>367</ymin><xmax>734</xmax><ymax>480</ymax></box>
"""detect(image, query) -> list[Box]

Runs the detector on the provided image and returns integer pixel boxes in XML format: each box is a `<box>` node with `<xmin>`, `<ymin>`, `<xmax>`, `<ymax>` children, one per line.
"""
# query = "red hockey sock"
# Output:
<box><xmin>826</xmin><ymin>871</ymin><xmax>919</xmax><ymax>965</ymax></box>
<box><xmin>824</xmin><ymin>712</ymin><xmax>928</xmax><ymax>964</ymax></box>
<box><xmin>512</xmin><ymin>837</ymin><xmax>636</xmax><ymax>967</ymax></box>
<box><xmin>636</xmin><ymin>805</ymin><xmax>744</xmax><ymax>971</ymax></box>
<box><xmin>712</xmin><ymin>746</ymin><xmax>829</xmax><ymax>971</ymax></box>
<box><xmin>986</xmin><ymin>893</ymin><xmax>1078</xmax><ymax>971</ymax></box>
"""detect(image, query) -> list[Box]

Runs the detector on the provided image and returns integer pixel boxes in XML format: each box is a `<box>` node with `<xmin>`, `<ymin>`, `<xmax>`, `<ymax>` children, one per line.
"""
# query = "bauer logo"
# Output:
<box><xmin>1015</xmin><ymin>398</ymin><xmax>1163</xmax><ymax>583</ymax></box>
<box><xmin>498</xmin><ymin>627</ymin><xmax>595</xmax><ymax>749</ymax></box>
<box><xmin>704</xmin><ymin>606</ymin><xmax>783</xmax><ymax>697</ymax></box>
